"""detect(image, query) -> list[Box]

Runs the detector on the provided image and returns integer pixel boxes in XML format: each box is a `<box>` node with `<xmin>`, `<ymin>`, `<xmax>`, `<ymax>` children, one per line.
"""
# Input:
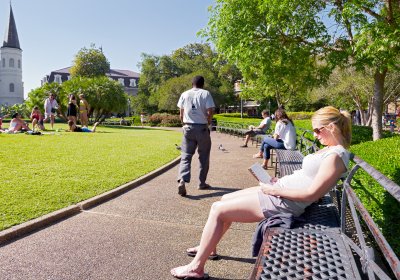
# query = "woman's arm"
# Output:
<box><xmin>261</xmin><ymin>153</ymin><xmax>347</xmax><ymax>202</ymax></box>
<box><xmin>273</xmin><ymin>121</ymin><xmax>284</xmax><ymax>139</ymax></box>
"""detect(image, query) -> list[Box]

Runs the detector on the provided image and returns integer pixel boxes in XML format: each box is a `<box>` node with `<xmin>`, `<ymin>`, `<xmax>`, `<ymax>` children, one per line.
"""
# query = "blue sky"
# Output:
<box><xmin>1</xmin><ymin>0</ymin><xmax>215</xmax><ymax>97</ymax></box>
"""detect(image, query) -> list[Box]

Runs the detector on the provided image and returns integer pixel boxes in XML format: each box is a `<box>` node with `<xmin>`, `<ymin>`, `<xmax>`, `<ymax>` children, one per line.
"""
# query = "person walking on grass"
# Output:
<box><xmin>43</xmin><ymin>92</ymin><xmax>59</xmax><ymax>130</ymax></box>
<box><xmin>176</xmin><ymin>75</ymin><xmax>215</xmax><ymax>197</ymax></box>
<box><xmin>240</xmin><ymin>110</ymin><xmax>271</xmax><ymax>147</ymax></box>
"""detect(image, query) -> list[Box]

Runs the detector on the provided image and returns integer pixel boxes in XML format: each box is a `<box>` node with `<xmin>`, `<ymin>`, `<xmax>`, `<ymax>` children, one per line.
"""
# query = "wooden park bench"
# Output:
<box><xmin>250</xmin><ymin>142</ymin><xmax>400</xmax><ymax>279</ymax></box>
<box><xmin>216</xmin><ymin>120</ymin><xmax>271</xmax><ymax>145</ymax></box>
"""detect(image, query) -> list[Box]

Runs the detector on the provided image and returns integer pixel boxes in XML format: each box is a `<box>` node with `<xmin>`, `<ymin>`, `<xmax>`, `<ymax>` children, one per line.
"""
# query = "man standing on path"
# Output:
<box><xmin>177</xmin><ymin>76</ymin><xmax>215</xmax><ymax>197</ymax></box>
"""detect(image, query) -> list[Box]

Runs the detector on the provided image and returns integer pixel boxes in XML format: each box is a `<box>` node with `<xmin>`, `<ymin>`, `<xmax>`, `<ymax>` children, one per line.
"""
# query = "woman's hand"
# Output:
<box><xmin>259</xmin><ymin>182</ymin><xmax>275</xmax><ymax>195</ymax></box>
<box><xmin>270</xmin><ymin>177</ymin><xmax>278</xmax><ymax>184</ymax></box>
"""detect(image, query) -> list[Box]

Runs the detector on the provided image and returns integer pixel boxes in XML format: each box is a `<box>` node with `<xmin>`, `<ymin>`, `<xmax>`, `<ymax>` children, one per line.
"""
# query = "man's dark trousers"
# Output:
<box><xmin>178</xmin><ymin>124</ymin><xmax>211</xmax><ymax>185</ymax></box>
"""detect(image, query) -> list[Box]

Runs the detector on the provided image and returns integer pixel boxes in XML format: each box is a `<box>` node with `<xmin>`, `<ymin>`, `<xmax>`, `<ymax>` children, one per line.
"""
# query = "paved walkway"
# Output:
<box><xmin>0</xmin><ymin>131</ymin><xmax>273</xmax><ymax>280</ymax></box>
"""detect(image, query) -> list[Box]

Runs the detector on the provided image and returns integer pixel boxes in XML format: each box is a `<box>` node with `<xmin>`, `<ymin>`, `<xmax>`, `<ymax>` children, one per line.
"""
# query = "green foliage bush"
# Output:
<box><xmin>216</xmin><ymin>113</ymin><xmax>251</xmax><ymax>118</ymax></box>
<box><xmin>148</xmin><ymin>113</ymin><xmax>181</xmax><ymax>127</ymax></box>
<box><xmin>287</xmin><ymin>112</ymin><xmax>314</xmax><ymax>120</ymax></box>
<box><xmin>350</xmin><ymin>136</ymin><xmax>400</xmax><ymax>256</ymax></box>
<box><xmin>214</xmin><ymin>115</ymin><xmax>262</xmax><ymax>127</ymax></box>
<box><xmin>216</xmin><ymin>114</ymin><xmax>380</xmax><ymax>146</ymax></box>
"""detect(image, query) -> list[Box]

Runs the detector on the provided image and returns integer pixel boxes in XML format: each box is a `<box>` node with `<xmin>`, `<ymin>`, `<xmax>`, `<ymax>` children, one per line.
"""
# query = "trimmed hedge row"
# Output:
<box><xmin>148</xmin><ymin>113</ymin><xmax>181</xmax><ymax>127</ymax></box>
<box><xmin>215</xmin><ymin>116</ymin><xmax>374</xmax><ymax>145</ymax></box>
<box><xmin>350</xmin><ymin>136</ymin><xmax>400</xmax><ymax>256</ymax></box>
<box><xmin>216</xmin><ymin>112</ymin><xmax>314</xmax><ymax>120</ymax></box>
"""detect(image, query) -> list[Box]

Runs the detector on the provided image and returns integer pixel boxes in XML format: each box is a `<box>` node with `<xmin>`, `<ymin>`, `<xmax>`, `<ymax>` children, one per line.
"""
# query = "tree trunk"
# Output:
<box><xmin>371</xmin><ymin>70</ymin><xmax>387</xmax><ymax>140</ymax></box>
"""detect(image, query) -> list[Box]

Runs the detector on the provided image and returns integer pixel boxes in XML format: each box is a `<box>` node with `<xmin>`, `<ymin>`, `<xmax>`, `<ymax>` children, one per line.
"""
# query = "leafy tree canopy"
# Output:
<box><xmin>135</xmin><ymin>43</ymin><xmax>241</xmax><ymax>114</ymax></box>
<box><xmin>203</xmin><ymin>0</ymin><xmax>400</xmax><ymax>139</ymax></box>
<box><xmin>70</xmin><ymin>44</ymin><xmax>111</xmax><ymax>78</ymax></box>
<box><xmin>26</xmin><ymin>77</ymin><xmax>127</xmax><ymax>122</ymax></box>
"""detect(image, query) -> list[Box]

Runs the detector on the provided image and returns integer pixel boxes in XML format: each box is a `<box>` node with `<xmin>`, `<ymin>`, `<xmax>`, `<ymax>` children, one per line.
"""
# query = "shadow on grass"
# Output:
<box><xmin>102</xmin><ymin>125</ymin><xmax>178</xmax><ymax>132</ymax></box>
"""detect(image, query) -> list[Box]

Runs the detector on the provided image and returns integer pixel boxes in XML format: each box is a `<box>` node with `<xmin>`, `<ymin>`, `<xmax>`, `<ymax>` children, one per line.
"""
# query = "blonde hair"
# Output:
<box><xmin>312</xmin><ymin>106</ymin><xmax>352</xmax><ymax>148</ymax></box>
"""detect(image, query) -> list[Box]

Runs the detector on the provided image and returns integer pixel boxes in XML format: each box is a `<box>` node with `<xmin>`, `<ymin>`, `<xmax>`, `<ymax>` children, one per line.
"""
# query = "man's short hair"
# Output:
<box><xmin>192</xmin><ymin>76</ymin><xmax>205</xmax><ymax>88</ymax></box>
<box><xmin>262</xmin><ymin>110</ymin><xmax>269</xmax><ymax>116</ymax></box>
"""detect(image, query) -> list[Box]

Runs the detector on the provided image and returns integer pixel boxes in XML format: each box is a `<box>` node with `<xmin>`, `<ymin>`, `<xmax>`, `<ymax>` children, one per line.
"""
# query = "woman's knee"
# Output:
<box><xmin>210</xmin><ymin>201</ymin><xmax>225</xmax><ymax>217</ymax></box>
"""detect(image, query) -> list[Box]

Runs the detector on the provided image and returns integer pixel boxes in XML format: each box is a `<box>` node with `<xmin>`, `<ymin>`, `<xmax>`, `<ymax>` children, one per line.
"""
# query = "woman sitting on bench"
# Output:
<box><xmin>253</xmin><ymin>108</ymin><xmax>297</xmax><ymax>169</ymax></box>
<box><xmin>171</xmin><ymin>106</ymin><xmax>352</xmax><ymax>280</ymax></box>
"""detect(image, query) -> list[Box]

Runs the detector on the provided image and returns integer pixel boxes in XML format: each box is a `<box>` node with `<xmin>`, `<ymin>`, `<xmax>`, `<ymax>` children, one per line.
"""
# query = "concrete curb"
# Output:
<box><xmin>0</xmin><ymin>156</ymin><xmax>181</xmax><ymax>245</ymax></box>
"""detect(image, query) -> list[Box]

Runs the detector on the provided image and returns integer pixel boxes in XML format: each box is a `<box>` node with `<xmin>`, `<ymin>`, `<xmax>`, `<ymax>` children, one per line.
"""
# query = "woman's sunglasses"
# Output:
<box><xmin>313</xmin><ymin>126</ymin><xmax>325</xmax><ymax>134</ymax></box>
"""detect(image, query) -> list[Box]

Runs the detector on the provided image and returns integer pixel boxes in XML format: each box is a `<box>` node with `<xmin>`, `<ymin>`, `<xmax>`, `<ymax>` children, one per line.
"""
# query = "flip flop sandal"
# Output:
<box><xmin>252</xmin><ymin>154</ymin><xmax>263</xmax><ymax>159</ymax></box>
<box><xmin>186</xmin><ymin>250</ymin><xmax>219</xmax><ymax>260</ymax></box>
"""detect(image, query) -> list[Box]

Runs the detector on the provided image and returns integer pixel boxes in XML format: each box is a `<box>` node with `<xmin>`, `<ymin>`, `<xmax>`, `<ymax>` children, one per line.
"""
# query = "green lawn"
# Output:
<box><xmin>0</xmin><ymin>125</ymin><xmax>181</xmax><ymax>231</ymax></box>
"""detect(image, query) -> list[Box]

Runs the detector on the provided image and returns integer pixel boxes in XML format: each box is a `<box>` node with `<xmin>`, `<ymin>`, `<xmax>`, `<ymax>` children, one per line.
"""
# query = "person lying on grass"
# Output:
<box><xmin>68</xmin><ymin>120</ymin><xmax>99</xmax><ymax>133</ymax></box>
<box><xmin>170</xmin><ymin>106</ymin><xmax>352</xmax><ymax>280</ymax></box>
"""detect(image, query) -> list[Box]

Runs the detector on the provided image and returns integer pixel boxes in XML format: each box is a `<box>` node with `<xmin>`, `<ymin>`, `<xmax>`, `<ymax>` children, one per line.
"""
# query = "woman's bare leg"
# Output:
<box><xmin>171</xmin><ymin>191</ymin><xmax>265</xmax><ymax>278</ymax></box>
<box><xmin>92</xmin><ymin>122</ymin><xmax>99</xmax><ymax>132</ymax></box>
<box><xmin>32</xmin><ymin>119</ymin><xmax>38</xmax><ymax>131</ymax></box>
<box><xmin>50</xmin><ymin>115</ymin><xmax>55</xmax><ymax>129</ymax></box>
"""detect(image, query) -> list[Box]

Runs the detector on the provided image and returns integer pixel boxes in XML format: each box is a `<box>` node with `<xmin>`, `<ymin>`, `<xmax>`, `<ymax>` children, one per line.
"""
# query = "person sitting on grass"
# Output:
<box><xmin>30</xmin><ymin>106</ymin><xmax>45</xmax><ymax>131</ymax></box>
<box><xmin>6</xmin><ymin>113</ymin><xmax>31</xmax><ymax>133</ymax></box>
<box><xmin>170</xmin><ymin>106</ymin><xmax>352</xmax><ymax>280</ymax></box>
<box><xmin>68</xmin><ymin>120</ymin><xmax>99</xmax><ymax>133</ymax></box>
<box><xmin>0</xmin><ymin>114</ymin><xmax>9</xmax><ymax>130</ymax></box>
<box><xmin>240</xmin><ymin>110</ymin><xmax>271</xmax><ymax>147</ymax></box>
<box><xmin>253</xmin><ymin>108</ymin><xmax>296</xmax><ymax>169</ymax></box>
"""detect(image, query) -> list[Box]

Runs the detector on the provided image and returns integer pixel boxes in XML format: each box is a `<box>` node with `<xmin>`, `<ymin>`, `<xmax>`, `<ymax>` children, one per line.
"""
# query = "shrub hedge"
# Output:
<box><xmin>349</xmin><ymin>136</ymin><xmax>400</xmax><ymax>256</ymax></box>
<box><xmin>148</xmin><ymin>113</ymin><xmax>181</xmax><ymax>127</ymax></box>
<box><xmin>287</xmin><ymin>111</ymin><xmax>314</xmax><ymax>120</ymax></box>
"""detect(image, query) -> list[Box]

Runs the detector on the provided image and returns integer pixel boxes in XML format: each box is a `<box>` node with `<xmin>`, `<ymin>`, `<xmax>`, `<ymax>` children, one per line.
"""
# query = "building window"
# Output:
<box><xmin>129</xmin><ymin>79</ymin><xmax>137</xmax><ymax>87</ymax></box>
<box><xmin>2</xmin><ymin>58</ymin><xmax>5</xmax><ymax>67</ymax></box>
<box><xmin>118</xmin><ymin>78</ymin><xmax>125</xmax><ymax>86</ymax></box>
<box><xmin>42</xmin><ymin>76</ymin><xmax>48</xmax><ymax>85</ymax></box>
<box><xmin>54</xmin><ymin>74</ymin><xmax>62</xmax><ymax>84</ymax></box>
<box><xmin>67</xmin><ymin>75</ymin><xmax>71</xmax><ymax>80</ymax></box>
<box><xmin>9</xmin><ymin>83</ymin><xmax>15</xmax><ymax>92</ymax></box>
<box><xmin>9</xmin><ymin>58</ymin><xmax>14</xmax><ymax>67</ymax></box>
<box><xmin>18</xmin><ymin>60</ymin><xmax>21</xmax><ymax>68</ymax></box>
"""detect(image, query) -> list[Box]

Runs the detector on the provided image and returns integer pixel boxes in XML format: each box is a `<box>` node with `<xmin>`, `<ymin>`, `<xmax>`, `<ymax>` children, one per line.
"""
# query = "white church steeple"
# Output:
<box><xmin>0</xmin><ymin>3</ymin><xmax>24</xmax><ymax>106</ymax></box>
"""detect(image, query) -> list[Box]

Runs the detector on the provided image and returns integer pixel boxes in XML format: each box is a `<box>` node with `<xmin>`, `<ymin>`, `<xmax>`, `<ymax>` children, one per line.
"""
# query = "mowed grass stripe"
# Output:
<box><xmin>0</xmin><ymin>126</ymin><xmax>181</xmax><ymax>230</ymax></box>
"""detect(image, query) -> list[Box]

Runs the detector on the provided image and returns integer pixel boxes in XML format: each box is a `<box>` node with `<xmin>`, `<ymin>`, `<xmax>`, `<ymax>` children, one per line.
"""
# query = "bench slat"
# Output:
<box><xmin>251</xmin><ymin>228</ymin><xmax>361</xmax><ymax>280</ymax></box>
